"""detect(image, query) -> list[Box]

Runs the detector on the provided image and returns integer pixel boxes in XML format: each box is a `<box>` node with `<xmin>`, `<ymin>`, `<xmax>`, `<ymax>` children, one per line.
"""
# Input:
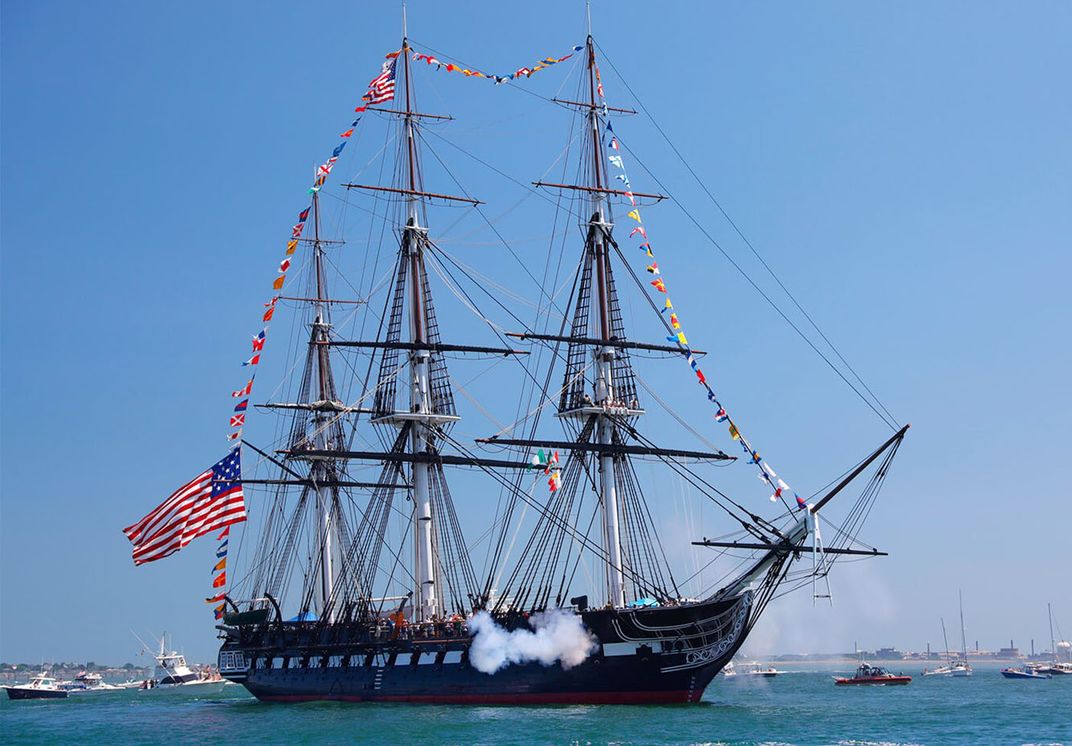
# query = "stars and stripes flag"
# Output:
<box><xmin>363</xmin><ymin>58</ymin><xmax>396</xmax><ymax>105</ymax></box>
<box><xmin>122</xmin><ymin>449</ymin><xmax>246</xmax><ymax>565</ymax></box>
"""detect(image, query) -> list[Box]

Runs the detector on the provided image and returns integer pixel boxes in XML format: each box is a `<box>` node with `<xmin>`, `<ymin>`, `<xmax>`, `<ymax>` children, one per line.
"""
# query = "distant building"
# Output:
<box><xmin>996</xmin><ymin>640</ymin><xmax>1021</xmax><ymax>659</ymax></box>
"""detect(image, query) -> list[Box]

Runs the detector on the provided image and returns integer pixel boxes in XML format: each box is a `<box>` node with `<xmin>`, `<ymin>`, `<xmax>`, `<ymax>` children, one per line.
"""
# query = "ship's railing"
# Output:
<box><xmin>226</xmin><ymin>618</ymin><xmax>473</xmax><ymax>648</ymax></box>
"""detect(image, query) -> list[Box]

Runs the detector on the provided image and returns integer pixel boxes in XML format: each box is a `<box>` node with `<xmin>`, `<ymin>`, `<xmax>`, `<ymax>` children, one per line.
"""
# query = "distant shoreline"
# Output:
<box><xmin>739</xmin><ymin>652</ymin><xmax>1066</xmax><ymax>663</ymax></box>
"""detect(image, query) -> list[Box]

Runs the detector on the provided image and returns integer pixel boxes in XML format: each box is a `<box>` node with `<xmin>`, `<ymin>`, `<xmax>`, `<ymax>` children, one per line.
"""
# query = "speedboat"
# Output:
<box><xmin>4</xmin><ymin>672</ymin><xmax>69</xmax><ymax>700</ymax></box>
<box><xmin>743</xmin><ymin>662</ymin><xmax>784</xmax><ymax>677</ymax></box>
<box><xmin>721</xmin><ymin>661</ymin><xmax>737</xmax><ymax>677</ymax></box>
<box><xmin>1001</xmin><ymin>665</ymin><xmax>1051</xmax><ymax>680</ymax></box>
<box><xmin>835</xmin><ymin>662</ymin><xmax>911</xmax><ymax>685</ymax></box>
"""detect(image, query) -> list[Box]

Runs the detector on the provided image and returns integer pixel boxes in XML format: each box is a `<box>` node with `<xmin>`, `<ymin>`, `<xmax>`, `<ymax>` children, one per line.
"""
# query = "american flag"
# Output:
<box><xmin>123</xmin><ymin>449</ymin><xmax>246</xmax><ymax>565</ymax></box>
<box><xmin>363</xmin><ymin>58</ymin><xmax>396</xmax><ymax>105</ymax></box>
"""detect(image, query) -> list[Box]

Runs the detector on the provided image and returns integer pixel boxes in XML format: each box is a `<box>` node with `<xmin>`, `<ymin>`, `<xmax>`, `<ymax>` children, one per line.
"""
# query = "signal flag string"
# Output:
<box><xmin>593</xmin><ymin>62</ymin><xmax>804</xmax><ymax>513</ymax></box>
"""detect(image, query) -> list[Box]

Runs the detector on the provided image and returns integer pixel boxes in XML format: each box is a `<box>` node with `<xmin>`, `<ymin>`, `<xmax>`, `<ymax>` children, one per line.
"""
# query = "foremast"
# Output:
<box><xmin>255</xmin><ymin>185</ymin><xmax>352</xmax><ymax>623</ymax></box>
<box><xmin>309</xmin><ymin>189</ymin><xmax>343</xmax><ymax>618</ymax></box>
<box><xmin>486</xmin><ymin>35</ymin><xmax>739</xmax><ymax>614</ymax></box>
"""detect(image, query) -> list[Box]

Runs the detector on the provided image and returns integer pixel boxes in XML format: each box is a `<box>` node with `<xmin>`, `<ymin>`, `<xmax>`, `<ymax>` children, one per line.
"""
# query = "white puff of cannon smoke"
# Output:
<box><xmin>467</xmin><ymin>609</ymin><xmax>598</xmax><ymax>674</ymax></box>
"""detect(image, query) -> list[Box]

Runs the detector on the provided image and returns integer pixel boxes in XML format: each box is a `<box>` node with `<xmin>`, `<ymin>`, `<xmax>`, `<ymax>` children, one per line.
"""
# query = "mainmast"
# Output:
<box><xmin>584</xmin><ymin>36</ymin><xmax>626</xmax><ymax>609</ymax></box>
<box><xmin>400</xmin><ymin>36</ymin><xmax>437</xmax><ymax>624</ymax></box>
<box><xmin>338</xmin><ymin>36</ymin><xmax>499</xmax><ymax>624</ymax></box>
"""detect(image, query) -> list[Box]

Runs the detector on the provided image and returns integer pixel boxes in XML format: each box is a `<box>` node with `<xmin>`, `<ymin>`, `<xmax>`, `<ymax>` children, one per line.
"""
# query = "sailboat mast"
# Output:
<box><xmin>401</xmin><ymin>36</ymin><xmax>437</xmax><ymax>623</ymax></box>
<box><xmin>959</xmin><ymin>589</ymin><xmax>968</xmax><ymax>660</ymax></box>
<box><xmin>585</xmin><ymin>35</ymin><xmax>625</xmax><ymax>608</ymax></box>
<box><xmin>1049</xmin><ymin>602</ymin><xmax>1057</xmax><ymax>664</ymax></box>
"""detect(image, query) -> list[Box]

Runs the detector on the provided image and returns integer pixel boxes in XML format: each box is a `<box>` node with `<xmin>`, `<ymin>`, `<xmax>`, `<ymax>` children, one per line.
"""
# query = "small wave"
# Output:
<box><xmin>836</xmin><ymin>741</ymin><xmax>926</xmax><ymax>746</ymax></box>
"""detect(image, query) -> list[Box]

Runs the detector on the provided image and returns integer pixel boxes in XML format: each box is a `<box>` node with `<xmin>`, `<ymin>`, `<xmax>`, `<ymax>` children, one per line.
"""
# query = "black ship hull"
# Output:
<box><xmin>219</xmin><ymin>593</ymin><xmax>751</xmax><ymax>704</ymax></box>
<box><xmin>4</xmin><ymin>687</ymin><xmax>68</xmax><ymax>700</ymax></box>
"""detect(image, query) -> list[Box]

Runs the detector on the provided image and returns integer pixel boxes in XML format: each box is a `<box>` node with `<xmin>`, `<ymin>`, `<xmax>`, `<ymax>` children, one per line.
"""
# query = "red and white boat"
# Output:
<box><xmin>835</xmin><ymin>662</ymin><xmax>912</xmax><ymax>686</ymax></box>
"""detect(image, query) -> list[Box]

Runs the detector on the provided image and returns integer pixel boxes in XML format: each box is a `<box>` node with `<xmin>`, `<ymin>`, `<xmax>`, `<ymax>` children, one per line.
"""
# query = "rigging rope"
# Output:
<box><xmin>595</xmin><ymin>42</ymin><xmax>899</xmax><ymax>431</ymax></box>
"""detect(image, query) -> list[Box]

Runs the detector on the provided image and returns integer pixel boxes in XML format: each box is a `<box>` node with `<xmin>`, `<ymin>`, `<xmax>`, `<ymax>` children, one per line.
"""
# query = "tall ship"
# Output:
<box><xmin>128</xmin><ymin>13</ymin><xmax>909</xmax><ymax>705</ymax></box>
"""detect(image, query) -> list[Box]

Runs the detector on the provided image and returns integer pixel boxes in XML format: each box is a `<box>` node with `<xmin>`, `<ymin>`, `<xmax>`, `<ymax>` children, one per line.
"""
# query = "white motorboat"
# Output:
<box><xmin>743</xmin><ymin>662</ymin><xmax>785</xmax><ymax>677</ymax></box>
<box><xmin>63</xmin><ymin>671</ymin><xmax>139</xmax><ymax>693</ymax></box>
<box><xmin>137</xmin><ymin>633</ymin><xmax>222</xmax><ymax>689</ymax></box>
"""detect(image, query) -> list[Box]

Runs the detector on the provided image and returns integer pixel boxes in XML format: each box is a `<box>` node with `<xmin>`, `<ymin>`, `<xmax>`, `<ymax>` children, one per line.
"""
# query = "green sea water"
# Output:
<box><xmin>1</xmin><ymin>662</ymin><xmax>1068</xmax><ymax>745</ymax></box>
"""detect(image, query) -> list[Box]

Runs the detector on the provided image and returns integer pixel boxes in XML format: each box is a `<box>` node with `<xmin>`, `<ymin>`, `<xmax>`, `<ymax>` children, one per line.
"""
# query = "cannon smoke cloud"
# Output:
<box><xmin>467</xmin><ymin>609</ymin><xmax>598</xmax><ymax>674</ymax></box>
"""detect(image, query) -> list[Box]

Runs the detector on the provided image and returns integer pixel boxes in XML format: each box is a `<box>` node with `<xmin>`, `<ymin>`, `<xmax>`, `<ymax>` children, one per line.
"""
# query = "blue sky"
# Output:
<box><xmin>2</xmin><ymin>1</ymin><xmax>1070</xmax><ymax>664</ymax></box>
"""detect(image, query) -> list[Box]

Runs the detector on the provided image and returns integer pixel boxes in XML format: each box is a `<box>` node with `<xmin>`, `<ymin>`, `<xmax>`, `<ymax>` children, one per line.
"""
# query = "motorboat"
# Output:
<box><xmin>1001</xmin><ymin>665</ymin><xmax>1051</xmax><ymax>680</ymax></box>
<box><xmin>137</xmin><ymin>632</ymin><xmax>223</xmax><ymax>689</ymax></box>
<box><xmin>835</xmin><ymin>662</ymin><xmax>911</xmax><ymax>685</ymax></box>
<box><xmin>743</xmin><ymin>662</ymin><xmax>785</xmax><ymax>677</ymax></box>
<box><xmin>62</xmin><ymin>671</ymin><xmax>139</xmax><ymax>693</ymax></box>
<box><xmin>1034</xmin><ymin>662</ymin><xmax>1072</xmax><ymax>676</ymax></box>
<box><xmin>4</xmin><ymin>672</ymin><xmax>69</xmax><ymax>700</ymax></box>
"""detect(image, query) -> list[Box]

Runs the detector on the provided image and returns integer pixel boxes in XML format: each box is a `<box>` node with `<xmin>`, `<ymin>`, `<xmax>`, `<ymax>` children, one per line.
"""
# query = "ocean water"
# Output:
<box><xmin>1</xmin><ymin>662</ymin><xmax>1068</xmax><ymax>745</ymax></box>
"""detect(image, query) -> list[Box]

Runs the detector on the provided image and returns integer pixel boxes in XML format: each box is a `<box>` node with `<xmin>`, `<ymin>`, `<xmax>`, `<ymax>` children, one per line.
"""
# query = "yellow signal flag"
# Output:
<box><xmin>286</xmin><ymin>240</ymin><xmax>298</xmax><ymax>255</ymax></box>
<box><xmin>729</xmin><ymin>424</ymin><xmax>741</xmax><ymax>440</ymax></box>
<box><xmin>272</xmin><ymin>274</ymin><xmax>285</xmax><ymax>290</ymax></box>
<box><xmin>627</xmin><ymin>209</ymin><xmax>642</xmax><ymax>222</ymax></box>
